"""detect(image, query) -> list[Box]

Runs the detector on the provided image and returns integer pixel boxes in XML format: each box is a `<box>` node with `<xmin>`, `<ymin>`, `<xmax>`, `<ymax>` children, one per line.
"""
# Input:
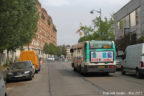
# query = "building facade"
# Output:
<box><xmin>66</xmin><ymin>45</ymin><xmax>71</xmax><ymax>60</ymax></box>
<box><xmin>24</xmin><ymin>1</ymin><xmax>57</xmax><ymax>56</ymax></box>
<box><xmin>114</xmin><ymin>0</ymin><xmax>144</xmax><ymax>40</ymax></box>
<box><xmin>0</xmin><ymin>0</ymin><xmax>57</xmax><ymax>65</ymax></box>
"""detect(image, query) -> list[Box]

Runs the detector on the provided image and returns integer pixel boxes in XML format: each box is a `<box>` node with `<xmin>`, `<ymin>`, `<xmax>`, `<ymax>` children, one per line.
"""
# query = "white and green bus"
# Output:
<box><xmin>71</xmin><ymin>40</ymin><xmax>116</xmax><ymax>75</ymax></box>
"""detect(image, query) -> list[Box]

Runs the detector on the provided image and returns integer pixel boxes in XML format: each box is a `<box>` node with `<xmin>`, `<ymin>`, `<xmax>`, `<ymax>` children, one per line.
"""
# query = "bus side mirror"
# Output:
<box><xmin>70</xmin><ymin>49</ymin><xmax>73</xmax><ymax>53</ymax></box>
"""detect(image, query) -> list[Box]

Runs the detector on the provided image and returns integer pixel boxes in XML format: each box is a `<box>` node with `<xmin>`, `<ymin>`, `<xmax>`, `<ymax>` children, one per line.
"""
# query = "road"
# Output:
<box><xmin>7</xmin><ymin>61</ymin><xmax>144</xmax><ymax>96</ymax></box>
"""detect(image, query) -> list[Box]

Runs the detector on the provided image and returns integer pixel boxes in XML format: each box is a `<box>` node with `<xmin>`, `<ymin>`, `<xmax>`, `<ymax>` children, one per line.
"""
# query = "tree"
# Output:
<box><xmin>0</xmin><ymin>0</ymin><xmax>39</xmax><ymax>51</ymax></box>
<box><xmin>56</xmin><ymin>47</ymin><xmax>62</xmax><ymax>56</ymax></box>
<box><xmin>78</xmin><ymin>17</ymin><xmax>115</xmax><ymax>42</ymax></box>
<box><xmin>43</xmin><ymin>43</ymin><xmax>49</xmax><ymax>54</ymax></box>
<box><xmin>61</xmin><ymin>45</ymin><xmax>66</xmax><ymax>57</ymax></box>
<box><xmin>116</xmin><ymin>33</ymin><xmax>140</xmax><ymax>52</ymax></box>
<box><xmin>47</xmin><ymin>43</ymin><xmax>56</xmax><ymax>55</ymax></box>
<box><xmin>43</xmin><ymin>43</ymin><xmax>62</xmax><ymax>56</ymax></box>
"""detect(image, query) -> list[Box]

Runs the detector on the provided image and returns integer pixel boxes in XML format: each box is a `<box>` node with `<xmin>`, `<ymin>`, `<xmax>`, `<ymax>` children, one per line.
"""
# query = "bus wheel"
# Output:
<box><xmin>81</xmin><ymin>70</ymin><xmax>88</xmax><ymax>76</ymax></box>
<box><xmin>80</xmin><ymin>66</ymin><xmax>83</xmax><ymax>74</ymax></box>
<box><xmin>77</xmin><ymin>65</ymin><xmax>81</xmax><ymax>72</ymax></box>
<box><xmin>74</xmin><ymin>67</ymin><xmax>77</xmax><ymax>72</ymax></box>
<box><xmin>105</xmin><ymin>72</ymin><xmax>109</xmax><ymax>76</ymax></box>
<box><xmin>83</xmin><ymin>73</ymin><xmax>88</xmax><ymax>77</ymax></box>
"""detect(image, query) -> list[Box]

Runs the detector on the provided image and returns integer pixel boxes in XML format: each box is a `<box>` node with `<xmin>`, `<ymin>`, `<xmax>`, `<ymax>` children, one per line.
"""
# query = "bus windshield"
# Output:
<box><xmin>89</xmin><ymin>41</ymin><xmax>113</xmax><ymax>49</ymax></box>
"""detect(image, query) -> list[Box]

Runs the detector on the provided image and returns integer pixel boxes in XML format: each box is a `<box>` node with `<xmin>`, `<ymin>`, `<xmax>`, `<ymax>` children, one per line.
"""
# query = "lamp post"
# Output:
<box><xmin>90</xmin><ymin>8</ymin><xmax>102</xmax><ymax>35</ymax></box>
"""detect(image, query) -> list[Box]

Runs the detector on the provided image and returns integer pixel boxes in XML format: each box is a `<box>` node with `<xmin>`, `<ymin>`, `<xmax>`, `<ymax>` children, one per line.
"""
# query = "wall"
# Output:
<box><xmin>114</xmin><ymin>0</ymin><xmax>144</xmax><ymax>40</ymax></box>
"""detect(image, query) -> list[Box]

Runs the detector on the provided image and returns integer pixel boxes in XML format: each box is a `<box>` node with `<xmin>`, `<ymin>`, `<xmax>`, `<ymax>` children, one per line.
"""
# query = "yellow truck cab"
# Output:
<box><xmin>19</xmin><ymin>50</ymin><xmax>40</xmax><ymax>73</ymax></box>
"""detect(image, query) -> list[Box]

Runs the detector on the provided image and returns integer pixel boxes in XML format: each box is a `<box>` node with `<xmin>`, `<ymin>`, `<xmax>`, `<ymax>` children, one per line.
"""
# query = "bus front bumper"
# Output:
<box><xmin>84</xmin><ymin>65</ymin><xmax>116</xmax><ymax>73</ymax></box>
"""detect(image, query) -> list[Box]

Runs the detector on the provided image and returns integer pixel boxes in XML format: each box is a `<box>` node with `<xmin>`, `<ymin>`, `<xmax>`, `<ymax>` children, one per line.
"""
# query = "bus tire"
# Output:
<box><xmin>81</xmin><ymin>69</ymin><xmax>88</xmax><ymax>76</ymax></box>
<box><xmin>83</xmin><ymin>72</ymin><xmax>88</xmax><ymax>77</ymax></box>
<box><xmin>105</xmin><ymin>72</ymin><xmax>109</xmax><ymax>76</ymax></box>
<box><xmin>77</xmin><ymin>65</ymin><xmax>81</xmax><ymax>72</ymax></box>
<box><xmin>74</xmin><ymin>67</ymin><xmax>77</xmax><ymax>72</ymax></box>
<box><xmin>80</xmin><ymin>66</ymin><xmax>83</xmax><ymax>74</ymax></box>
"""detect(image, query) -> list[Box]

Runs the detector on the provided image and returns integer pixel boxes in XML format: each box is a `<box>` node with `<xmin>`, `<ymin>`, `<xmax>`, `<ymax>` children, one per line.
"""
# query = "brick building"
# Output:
<box><xmin>0</xmin><ymin>0</ymin><xmax>57</xmax><ymax>65</ymax></box>
<box><xmin>24</xmin><ymin>1</ymin><xmax>57</xmax><ymax>56</ymax></box>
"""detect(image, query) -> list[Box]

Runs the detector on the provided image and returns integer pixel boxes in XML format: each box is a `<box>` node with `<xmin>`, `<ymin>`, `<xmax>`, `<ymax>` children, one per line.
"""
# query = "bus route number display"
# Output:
<box><xmin>91</xmin><ymin>51</ymin><xmax>113</xmax><ymax>62</ymax></box>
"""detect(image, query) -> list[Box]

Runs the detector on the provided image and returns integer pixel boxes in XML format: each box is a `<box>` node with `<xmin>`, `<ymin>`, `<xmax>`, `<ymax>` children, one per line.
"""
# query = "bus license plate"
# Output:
<box><xmin>98</xmin><ymin>66</ymin><xmax>105</xmax><ymax>68</ymax></box>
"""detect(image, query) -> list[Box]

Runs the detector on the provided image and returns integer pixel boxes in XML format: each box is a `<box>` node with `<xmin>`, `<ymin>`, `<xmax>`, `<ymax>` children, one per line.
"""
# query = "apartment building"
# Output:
<box><xmin>24</xmin><ymin>1</ymin><xmax>57</xmax><ymax>56</ymax></box>
<box><xmin>114</xmin><ymin>0</ymin><xmax>144</xmax><ymax>40</ymax></box>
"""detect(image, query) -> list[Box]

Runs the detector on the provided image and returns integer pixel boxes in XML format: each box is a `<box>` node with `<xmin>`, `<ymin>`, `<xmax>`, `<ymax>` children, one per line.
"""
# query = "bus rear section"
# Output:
<box><xmin>80</xmin><ymin>41</ymin><xmax>116</xmax><ymax>74</ymax></box>
<box><xmin>85</xmin><ymin>51</ymin><xmax>116</xmax><ymax>73</ymax></box>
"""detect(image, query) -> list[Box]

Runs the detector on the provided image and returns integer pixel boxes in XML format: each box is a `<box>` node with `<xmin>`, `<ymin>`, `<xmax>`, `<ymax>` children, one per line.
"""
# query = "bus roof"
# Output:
<box><xmin>72</xmin><ymin>40</ymin><xmax>114</xmax><ymax>49</ymax></box>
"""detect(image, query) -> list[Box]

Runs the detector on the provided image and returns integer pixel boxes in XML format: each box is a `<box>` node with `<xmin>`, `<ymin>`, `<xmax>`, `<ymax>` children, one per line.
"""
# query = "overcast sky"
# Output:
<box><xmin>39</xmin><ymin>0</ymin><xmax>130</xmax><ymax>45</ymax></box>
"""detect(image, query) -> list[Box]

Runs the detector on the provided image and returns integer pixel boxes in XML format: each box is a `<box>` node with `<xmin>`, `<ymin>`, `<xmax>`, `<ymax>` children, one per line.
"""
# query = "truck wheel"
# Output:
<box><xmin>121</xmin><ymin>70</ymin><xmax>126</xmax><ymax>75</ymax></box>
<box><xmin>121</xmin><ymin>67</ymin><xmax>126</xmax><ymax>75</ymax></box>
<box><xmin>136</xmin><ymin>70</ymin><xmax>142</xmax><ymax>78</ymax></box>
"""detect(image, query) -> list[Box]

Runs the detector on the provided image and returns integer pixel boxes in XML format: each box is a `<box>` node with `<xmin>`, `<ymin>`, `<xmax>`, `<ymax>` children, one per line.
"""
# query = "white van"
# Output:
<box><xmin>121</xmin><ymin>43</ymin><xmax>144</xmax><ymax>78</ymax></box>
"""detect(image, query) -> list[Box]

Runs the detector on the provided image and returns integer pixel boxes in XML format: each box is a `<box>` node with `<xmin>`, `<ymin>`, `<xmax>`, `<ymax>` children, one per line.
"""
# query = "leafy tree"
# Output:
<box><xmin>61</xmin><ymin>45</ymin><xmax>66</xmax><ymax>57</ymax></box>
<box><xmin>48</xmin><ymin>43</ymin><xmax>56</xmax><ymax>55</ymax></box>
<box><xmin>43</xmin><ymin>43</ymin><xmax>62</xmax><ymax>56</ymax></box>
<box><xmin>115</xmin><ymin>33</ymin><xmax>144</xmax><ymax>53</ymax></box>
<box><xmin>137</xmin><ymin>36</ymin><xmax>144</xmax><ymax>43</ymax></box>
<box><xmin>0</xmin><ymin>0</ymin><xmax>39</xmax><ymax>51</ymax></box>
<box><xmin>43</xmin><ymin>43</ymin><xmax>49</xmax><ymax>54</ymax></box>
<box><xmin>55</xmin><ymin>47</ymin><xmax>61</xmax><ymax>56</ymax></box>
<box><xmin>78</xmin><ymin>17</ymin><xmax>115</xmax><ymax>42</ymax></box>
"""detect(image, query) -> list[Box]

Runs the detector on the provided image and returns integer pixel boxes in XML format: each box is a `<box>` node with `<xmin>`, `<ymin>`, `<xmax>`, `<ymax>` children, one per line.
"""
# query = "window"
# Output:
<box><xmin>136</xmin><ymin>8</ymin><xmax>140</xmax><ymax>25</ymax></box>
<box><xmin>118</xmin><ymin>15</ymin><xmax>130</xmax><ymax>30</ymax></box>
<box><xmin>130</xmin><ymin>11</ymin><xmax>136</xmax><ymax>27</ymax></box>
<box><xmin>123</xmin><ymin>15</ymin><xmax>130</xmax><ymax>28</ymax></box>
<box><xmin>118</xmin><ymin>20</ymin><xmax>123</xmax><ymax>29</ymax></box>
<box><xmin>89</xmin><ymin>41</ymin><xmax>113</xmax><ymax>49</ymax></box>
<box><xmin>47</xmin><ymin>19</ymin><xmax>51</xmax><ymax>25</ymax></box>
<box><xmin>41</xmin><ymin>13</ymin><xmax>45</xmax><ymax>20</ymax></box>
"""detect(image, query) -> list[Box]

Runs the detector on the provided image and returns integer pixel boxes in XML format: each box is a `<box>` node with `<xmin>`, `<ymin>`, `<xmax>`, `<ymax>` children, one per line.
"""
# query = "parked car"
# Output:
<box><xmin>116</xmin><ymin>57</ymin><xmax>122</xmax><ymax>71</ymax></box>
<box><xmin>27</xmin><ymin>61</ymin><xmax>35</xmax><ymax>76</ymax></box>
<box><xmin>47</xmin><ymin>57</ymin><xmax>55</xmax><ymax>61</ymax></box>
<box><xmin>19</xmin><ymin>50</ymin><xmax>40</xmax><ymax>73</ymax></box>
<box><xmin>121</xmin><ymin>43</ymin><xmax>144</xmax><ymax>78</ymax></box>
<box><xmin>7</xmin><ymin>61</ymin><xmax>35</xmax><ymax>81</ymax></box>
<box><xmin>0</xmin><ymin>72</ymin><xmax>7</xmax><ymax>96</ymax></box>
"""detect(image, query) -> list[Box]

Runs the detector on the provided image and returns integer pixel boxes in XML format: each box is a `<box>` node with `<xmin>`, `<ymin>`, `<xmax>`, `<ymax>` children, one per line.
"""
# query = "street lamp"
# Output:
<box><xmin>90</xmin><ymin>8</ymin><xmax>102</xmax><ymax>35</ymax></box>
<box><xmin>90</xmin><ymin>9</ymin><xmax>102</xmax><ymax>18</ymax></box>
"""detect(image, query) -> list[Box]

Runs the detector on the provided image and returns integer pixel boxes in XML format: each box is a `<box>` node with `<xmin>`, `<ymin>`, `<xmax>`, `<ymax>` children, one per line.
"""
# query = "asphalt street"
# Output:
<box><xmin>6</xmin><ymin>61</ymin><xmax>144</xmax><ymax>96</ymax></box>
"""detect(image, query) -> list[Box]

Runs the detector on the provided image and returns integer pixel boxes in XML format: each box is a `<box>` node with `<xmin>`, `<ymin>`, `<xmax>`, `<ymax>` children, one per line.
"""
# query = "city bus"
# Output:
<box><xmin>71</xmin><ymin>40</ymin><xmax>116</xmax><ymax>75</ymax></box>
